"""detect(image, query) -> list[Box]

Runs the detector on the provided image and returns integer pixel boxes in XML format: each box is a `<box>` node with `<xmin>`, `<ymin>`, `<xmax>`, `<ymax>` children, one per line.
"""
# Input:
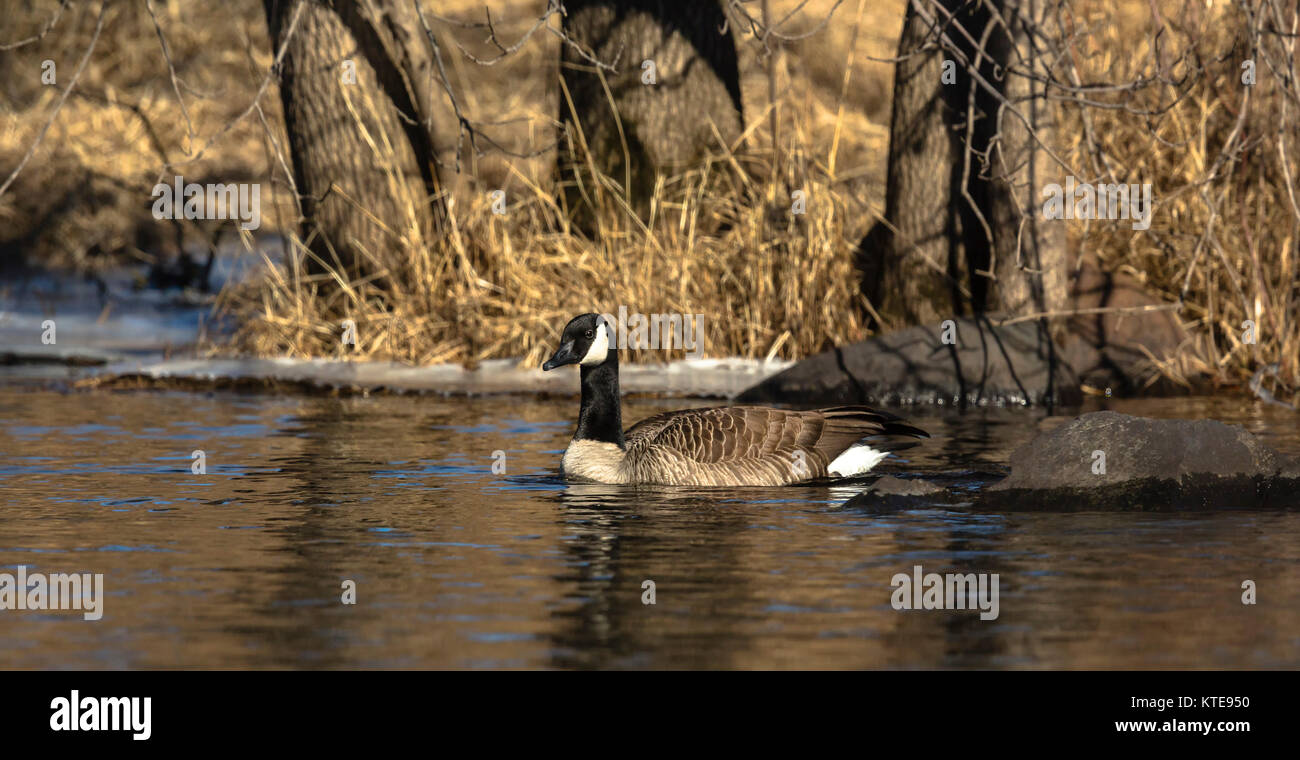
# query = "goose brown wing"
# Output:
<box><xmin>624</xmin><ymin>405</ymin><xmax>924</xmax><ymax>467</ymax></box>
<box><xmin>625</xmin><ymin>407</ymin><xmax>805</xmax><ymax>464</ymax></box>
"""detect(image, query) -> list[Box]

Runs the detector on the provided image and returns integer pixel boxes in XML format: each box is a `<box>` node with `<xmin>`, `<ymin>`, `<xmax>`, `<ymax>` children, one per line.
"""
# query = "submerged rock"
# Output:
<box><xmin>870</xmin><ymin>475</ymin><xmax>947</xmax><ymax>496</ymax></box>
<box><xmin>983</xmin><ymin>411</ymin><xmax>1300</xmax><ymax>510</ymax></box>
<box><xmin>843</xmin><ymin>475</ymin><xmax>951</xmax><ymax>510</ymax></box>
<box><xmin>737</xmin><ymin>317</ymin><xmax>1080</xmax><ymax>407</ymax></box>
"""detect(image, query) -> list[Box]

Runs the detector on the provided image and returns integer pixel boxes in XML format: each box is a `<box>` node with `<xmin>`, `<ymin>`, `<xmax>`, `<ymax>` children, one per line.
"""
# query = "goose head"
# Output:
<box><xmin>542</xmin><ymin>312</ymin><xmax>612</xmax><ymax>371</ymax></box>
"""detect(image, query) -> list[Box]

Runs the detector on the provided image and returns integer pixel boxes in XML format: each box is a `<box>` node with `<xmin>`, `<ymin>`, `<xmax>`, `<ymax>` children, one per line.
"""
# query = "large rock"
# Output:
<box><xmin>1059</xmin><ymin>256</ymin><xmax>1191</xmax><ymax>394</ymax></box>
<box><xmin>737</xmin><ymin>317</ymin><xmax>1081</xmax><ymax>407</ymax></box>
<box><xmin>755</xmin><ymin>256</ymin><xmax>1197</xmax><ymax>407</ymax></box>
<box><xmin>984</xmin><ymin>411</ymin><xmax>1300</xmax><ymax>510</ymax></box>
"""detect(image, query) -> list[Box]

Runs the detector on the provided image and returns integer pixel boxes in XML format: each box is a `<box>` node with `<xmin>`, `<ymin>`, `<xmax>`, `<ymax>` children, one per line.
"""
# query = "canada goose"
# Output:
<box><xmin>542</xmin><ymin>313</ymin><xmax>928</xmax><ymax>486</ymax></box>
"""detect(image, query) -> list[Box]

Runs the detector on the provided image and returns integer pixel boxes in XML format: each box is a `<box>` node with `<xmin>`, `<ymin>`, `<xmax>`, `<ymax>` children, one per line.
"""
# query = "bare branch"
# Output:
<box><xmin>0</xmin><ymin>0</ymin><xmax>70</xmax><ymax>51</ymax></box>
<box><xmin>0</xmin><ymin>1</ymin><xmax>104</xmax><ymax>200</ymax></box>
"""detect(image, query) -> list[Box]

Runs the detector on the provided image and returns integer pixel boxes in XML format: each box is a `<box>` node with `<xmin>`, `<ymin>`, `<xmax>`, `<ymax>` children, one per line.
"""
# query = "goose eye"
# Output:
<box><xmin>584</xmin><ymin>329</ymin><xmax>593</xmax><ymax>339</ymax></box>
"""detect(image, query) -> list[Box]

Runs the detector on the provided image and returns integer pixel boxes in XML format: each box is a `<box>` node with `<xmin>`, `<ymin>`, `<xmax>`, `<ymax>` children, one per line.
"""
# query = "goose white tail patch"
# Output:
<box><xmin>828</xmin><ymin>444</ymin><xmax>889</xmax><ymax>477</ymax></box>
<box><xmin>579</xmin><ymin>321</ymin><xmax>611</xmax><ymax>365</ymax></box>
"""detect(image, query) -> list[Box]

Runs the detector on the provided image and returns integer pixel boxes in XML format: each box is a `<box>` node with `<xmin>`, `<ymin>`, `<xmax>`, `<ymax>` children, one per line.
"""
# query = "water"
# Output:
<box><xmin>2</xmin><ymin>387</ymin><xmax>1298</xmax><ymax>669</ymax></box>
<box><xmin>0</xmin><ymin>247</ymin><xmax>264</xmax><ymax>362</ymax></box>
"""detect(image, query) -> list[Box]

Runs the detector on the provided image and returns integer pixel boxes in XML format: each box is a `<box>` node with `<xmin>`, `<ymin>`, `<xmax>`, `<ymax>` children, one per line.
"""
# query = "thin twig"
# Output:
<box><xmin>0</xmin><ymin>1</ymin><xmax>105</xmax><ymax>200</ymax></box>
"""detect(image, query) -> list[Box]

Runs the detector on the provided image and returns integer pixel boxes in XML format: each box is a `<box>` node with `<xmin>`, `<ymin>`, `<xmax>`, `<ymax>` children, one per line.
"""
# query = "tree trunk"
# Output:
<box><xmin>558</xmin><ymin>0</ymin><xmax>744</xmax><ymax>224</ymax></box>
<box><xmin>860</xmin><ymin>0</ymin><xmax>1066</xmax><ymax>326</ymax></box>
<box><xmin>863</xmin><ymin>0</ymin><xmax>966</xmax><ymax>325</ymax></box>
<box><xmin>985</xmin><ymin>0</ymin><xmax>1067</xmax><ymax>318</ymax></box>
<box><xmin>264</xmin><ymin>0</ymin><xmax>444</xmax><ymax>286</ymax></box>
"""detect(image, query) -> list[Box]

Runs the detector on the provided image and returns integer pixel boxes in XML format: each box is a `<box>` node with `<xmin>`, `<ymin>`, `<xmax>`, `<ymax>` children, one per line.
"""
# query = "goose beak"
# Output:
<box><xmin>542</xmin><ymin>341</ymin><xmax>579</xmax><ymax>371</ymax></box>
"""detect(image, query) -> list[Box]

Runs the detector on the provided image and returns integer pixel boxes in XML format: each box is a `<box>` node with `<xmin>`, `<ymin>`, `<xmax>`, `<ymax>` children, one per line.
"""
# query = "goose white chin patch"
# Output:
<box><xmin>828</xmin><ymin>444</ymin><xmax>889</xmax><ymax>477</ymax></box>
<box><xmin>578</xmin><ymin>323</ymin><xmax>610</xmax><ymax>365</ymax></box>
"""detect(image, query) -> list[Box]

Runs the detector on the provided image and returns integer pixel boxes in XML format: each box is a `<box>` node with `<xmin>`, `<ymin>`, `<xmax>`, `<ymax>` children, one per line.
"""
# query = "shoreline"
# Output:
<box><xmin>10</xmin><ymin>352</ymin><xmax>793</xmax><ymax>399</ymax></box>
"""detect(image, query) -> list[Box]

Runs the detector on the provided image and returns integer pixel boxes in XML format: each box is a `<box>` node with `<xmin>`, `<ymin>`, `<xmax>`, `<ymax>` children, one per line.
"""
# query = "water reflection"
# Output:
<box><xmin>1</xmin><ymin>388</ymin><xmax>1298</xmax><ymax>668</ymax></box>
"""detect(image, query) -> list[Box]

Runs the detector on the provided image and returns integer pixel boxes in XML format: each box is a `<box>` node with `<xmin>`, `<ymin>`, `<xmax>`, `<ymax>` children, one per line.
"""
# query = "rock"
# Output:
<box><xmin>746</xmin><ymin>256</ymin><xmax>1197</xmax><ymax>407</ymax></box>
<box><xmin>984</xmin><ymin>411</ymin><xmax>1300</xmax><ymax>510</ymax></box>
<box><xmin>736</xmin><ymin>317</ymin><xmax>1081</xmax><ymax>406</ymax></box>
<box><xmin>843</xmin><ymin>475</ymin><xmax>951</xmax><ymax>510</ymax></box>
<box><xmin>870</xmin><ymin>475</ymin><xmax>946</xmax><ymax>496</ymax></box>
<box><xmin>1058</xmin><ymin>256</ymin><xmax>1191</xmax><ymax>395</ymax></box>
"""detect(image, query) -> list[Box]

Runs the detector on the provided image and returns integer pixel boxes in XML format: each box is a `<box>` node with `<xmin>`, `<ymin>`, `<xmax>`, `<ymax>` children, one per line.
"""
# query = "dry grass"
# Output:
<box><xmin>0</xmin><ymin>1</ymin><xmax>297</xmax><ymax>270</ymax></box>
<box><xmin>213</xmin><ymin>0</ymin><xmax>904</xmax><ymax>367</ymax></box>
<box><xmin>3</xmin><ymin>0</ymin><xmax>1297</xmax><ymax>401</ymax></box>
<box><xmin>1061</xmin><ymin>0</ymin><xmax>1300</xmax><ymax>397</ymax></box>
<box><xmin>219</xmin><ymin>124</ymin><xmax>874</xmax><ymax>368</ymax></box>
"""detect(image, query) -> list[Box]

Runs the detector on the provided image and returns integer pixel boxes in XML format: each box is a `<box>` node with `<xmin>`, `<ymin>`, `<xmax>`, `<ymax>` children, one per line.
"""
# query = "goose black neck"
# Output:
<box><xmin>575</xmin><ymin>355</ymin><xmax>624</xmax><ymax>447</ymax></box>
